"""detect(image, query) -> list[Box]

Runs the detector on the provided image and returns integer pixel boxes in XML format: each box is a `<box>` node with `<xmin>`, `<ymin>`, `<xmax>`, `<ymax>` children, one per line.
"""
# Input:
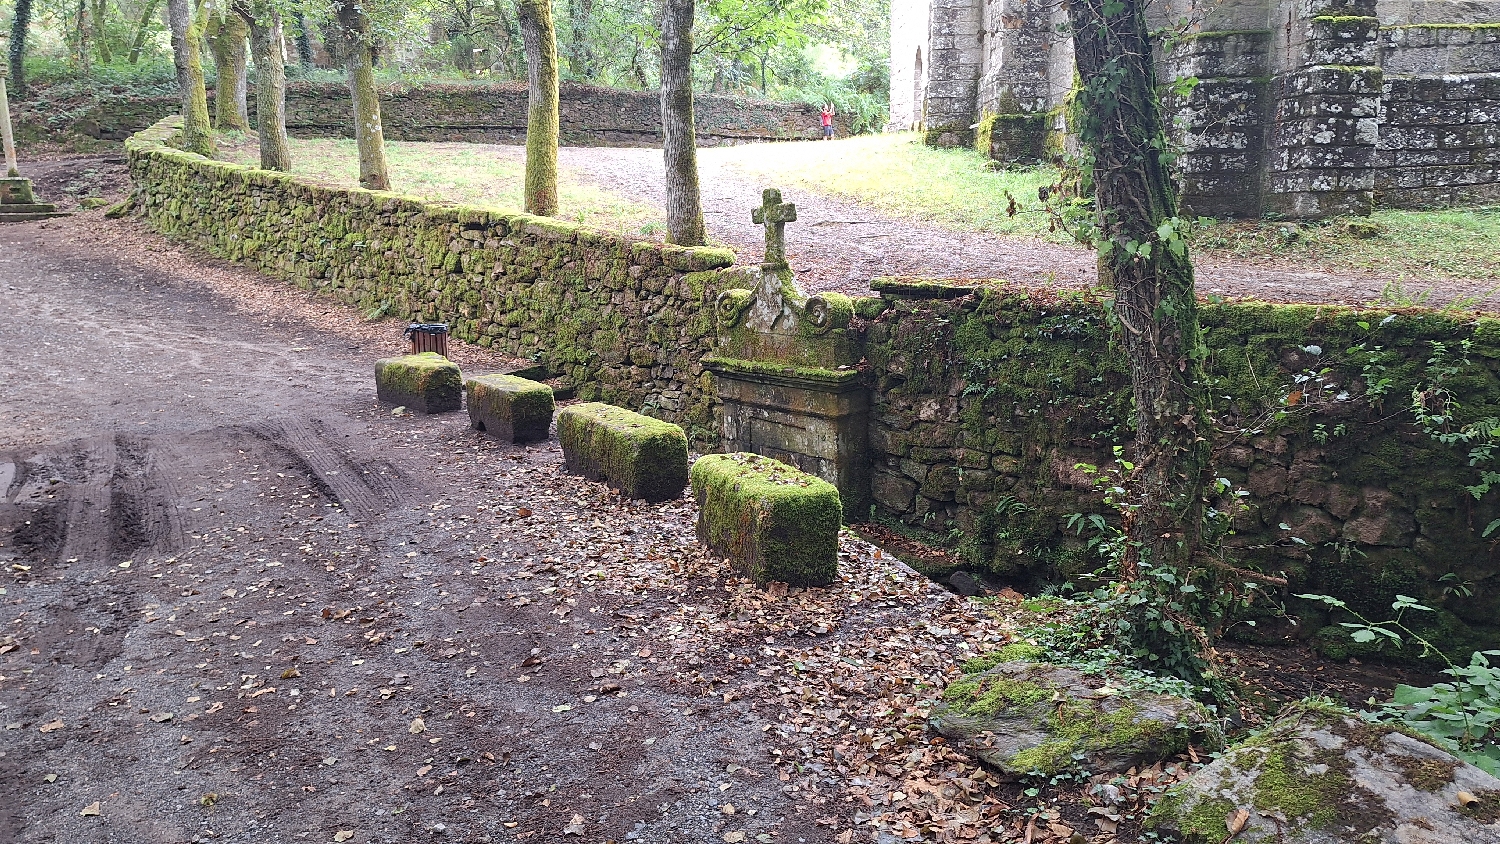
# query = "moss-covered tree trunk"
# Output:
<box><xmin>166</xmin><ymin>0</ymin><xmax>215</xmax><ymax>157</ymax></box>
<box><xmin>517</xmin><ymin>0</ymin><xmax>559</xmax><ymax>216</ymax></box>
<box><xmin>659</xmin><ymin>0</ymin><xmax>705</xmax><ymax>246</ymax></box>
<box><xmin>206</xmin><ymin>11</ymin><xmax>251</xmax><ymax>132</ymax></box>
<box><xmin>128</xmin><ymin>0</ymin><xmax>164</xmax><ymax>65</ymax></box>
<box><xmin>1064</xmin><ymin>0</ymin><xmax>1214</xmax><ymax>658</ymax></box>
<box><xmin>236</xmin><ymin>2</ymin><xmax>290</xmax><ymax>171</ymax></box>
<box><xmin>89</xmin><ymin>0</ymin><xmax>113</xmax><ymax>64</ymax></box>
<box><xmin>8</xmin><ymin>0</ymin><xmax>33</xmax><ymax>97</ymax></box>
<box><xmin>335</xmin><ymin>0</ymin><xmax>390</xmax><ymax>191</ymax></box>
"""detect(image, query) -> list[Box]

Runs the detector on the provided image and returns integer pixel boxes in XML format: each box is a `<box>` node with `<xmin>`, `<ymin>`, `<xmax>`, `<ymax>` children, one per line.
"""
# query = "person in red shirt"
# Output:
<box><xmin>820</xmin><ymin>103</ymin><xmax>835</xmax><ymax>140</ymax></box>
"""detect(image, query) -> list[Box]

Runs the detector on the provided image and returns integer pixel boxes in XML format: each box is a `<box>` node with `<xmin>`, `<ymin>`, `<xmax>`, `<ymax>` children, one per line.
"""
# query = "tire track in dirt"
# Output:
<box><xmin>256</xmin><ymin>418</ymin><xmax>413</xmax><ymax>517</ymax></box>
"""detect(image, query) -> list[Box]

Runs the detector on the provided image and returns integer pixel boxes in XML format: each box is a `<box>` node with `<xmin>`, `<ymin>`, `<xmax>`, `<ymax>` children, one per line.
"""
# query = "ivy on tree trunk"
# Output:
<box><xmin>335</xmin><ymin>0</ymin><xmax>390</xmax><ymax>191</ymax></box>
<box><xmin>128</xmin><ymin>0</ymin><xmax>164</xmax><ymax>65</ymax></box>
<box><xmin>1064</xmin><ymin>0</ymin><xmax>1216</xmax><ymax>673</ymax></box>
<box><xmin>660</xmin><ymin>0</ymin><xmax>706</xmax><ymax>247</ymax></box>
<box><xmin>235</xmin><ymin>2</ymin><xmax>290</xmax><ymax>172</ymax></box>
<box><xmin>518</xmin><ymin>0</ymin><xmax>560</xmax><ymax>217</ymax></box>
<box><xmin>166</xmin><ymin>0</ymin><xmax>215</xmax><ymax>158</ymax></box>
<box><xmin>8</xmin><ymin>0</ymin><xmax>32</xmax><ymax>97</ymax></box>
<box><xmin>207</xmin><ymin>11</ymin><xmax>251</xmax><ymax>132</ymax></box>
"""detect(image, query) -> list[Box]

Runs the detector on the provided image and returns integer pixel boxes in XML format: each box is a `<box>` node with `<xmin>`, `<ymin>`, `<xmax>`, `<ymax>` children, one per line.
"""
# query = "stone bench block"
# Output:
<box><xmin>465</xmin><ymin>374</ymin><xmax>554</xmax><ymax>443</ymax></box>
<box><xmin>558</xmin><ymin>402</ymin><xmax>688</xmax><ymax>502</ymax></box>
<box><xmin>374</xmin><ymin>352</ymin><xmax>461</xmax><ymax>414</ymax></box>
<box><xmin>690</xmin><ymin>453</ymin><xmax>841</xmax><ymax>587</ymax></box>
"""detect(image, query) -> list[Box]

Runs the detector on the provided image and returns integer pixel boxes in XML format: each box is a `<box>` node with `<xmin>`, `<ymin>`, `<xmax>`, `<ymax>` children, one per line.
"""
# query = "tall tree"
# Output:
<box><xmin>334</xmin><ymin>0</ymin><xmax>390</xmax><ymax>190</ymax></box>
<box><xmin>1063</xmin><ymin>0</ymin><xmax>1214</xmax><ymax>673</ymax></box>
<box><xmin>128</xmin><ymin>0</ymin><xmax>165</xmax><ymax>64</ymax></box>
<box><xmin>166</xmin><ymin>0</ymin><xmax>215</xmax><ymax>156</ymax></box>
<box><xmin>90</xmin><ymin>0</ymin><xmax>113</xmax><ymax>64</ymax></box>
<box><xmin>517</xmin><ymin>0</ymin><xmax>559</xmax><ymax>216</ymax></box>
<box><xmin>8</xmin><ymin>0</ymin><xmax>33</xmax><ymax>97</ymax></box>
<box><xmin>206</xmin><ymin>10</ymin><xmax>251</xmax><ymax>132</ymax></box>
<box><xmin>659</xmin><ymin>0</ymin><xmax>705</xmax><ymax>246</ymax></box>
<box><xmin>235</xmin><ymin>1</ymin><xmax>291</xmax><ymax>171</ymax></box>
<box><xmin>293</xmin><ymin>12</ymin><xmax>315</xmax><ymax>67</ymax></box>
<box><xmin>566</xmin><ymin>0</ymin><xmax>595</xmax><ymax>77</ymax></box>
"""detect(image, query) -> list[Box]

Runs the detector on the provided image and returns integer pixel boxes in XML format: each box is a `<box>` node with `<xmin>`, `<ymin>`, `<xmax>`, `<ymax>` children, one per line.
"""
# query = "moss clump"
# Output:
<box><xmin>960</xmin><ymin>643</ymin><xmax>1048</xmax><ymax>673</ymax></box>
<box><xmin>1146</xmin><ymin>791</ymin><xmax>1235</xmax><ymax>842</ymax></box>
<box><xmin>558</xmin><ymin>402</ymin><xmax>688</xmax><ymax>502</ymax></box>
<box><xmin>941</xmin><ymin>675</ymin><xmax>1052</xmax><ymax>717</ymax></box>
<box><xmin>1392</xmin><ymin>755</ymin><xmax>1459</xmax><ymax>791</ymax></box>
<box><xmin>1009</xmin><ymin>698</ymin><xmax>1176</xmax><ymax>774</ymax></box>
<box><xmin>374</xmin><ymin>352</ymin><xmax>462</xmax><ymax>414</ymax></box>
<box><xmin>690</xmin><ymin>452</ymin><xmax>841</xmax><ymax>587</ymax></box>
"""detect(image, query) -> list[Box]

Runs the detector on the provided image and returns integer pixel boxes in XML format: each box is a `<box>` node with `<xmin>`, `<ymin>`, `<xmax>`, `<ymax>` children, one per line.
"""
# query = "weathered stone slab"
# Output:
<box><xmin>374</xmin><ymin>352</ymin><xmax>461</xmax><ymax>414</ymax></box>
<box><xmin>690</xmin><ymin>452</ymin><xmax>841</xmax><ymax>586</ymax></box>
<box><xmin>930</xmin><ymin>658</ymin><xmax>1217</xmax><ymax>779</ymax></box>
<box><xmin>0</xmin><ymin>176</ymin><xmax>36</xmax><ymax>205</ymax></box>
<box><xmin>464</xmin><ymin>374</ymin><xmax>554</xmax><ymax>443</ymax></box>
<box><xmin>1148</xmin><ymin>702</ymin><xmax>1500</xmax><ymax>843</ymax></box>
<box><xmin>558</xmin><ymin>402</ymin><xmax>688</xmax><ymax>502</ymax></box>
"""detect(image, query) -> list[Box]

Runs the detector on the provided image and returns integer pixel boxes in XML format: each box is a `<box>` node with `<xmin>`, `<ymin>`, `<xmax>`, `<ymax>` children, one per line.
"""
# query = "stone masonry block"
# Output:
<box><xmin>464</xmin><ymin>373</ymin><xmax>555</xmax><ymax>443</ymax></box>
<box><xmin>690</xmin><ymin>453</ymin><xmax>841</xmax><ymax>587</ymax></box>
<box><xmin>558</xmin><ymin>402</ymin><xmax>688</xmax><ymax>502</ymax></box>
<box><xmin>375</xmin><ymin>352</ymin><xmax>462</xmax><ymax>414</ymax></box>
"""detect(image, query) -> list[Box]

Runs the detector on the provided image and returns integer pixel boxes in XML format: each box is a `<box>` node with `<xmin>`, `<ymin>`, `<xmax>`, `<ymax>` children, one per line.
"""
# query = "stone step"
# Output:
<box><xmin>0</xmin><ymin>203</ymin><xmax>61</xmax><ymax>214</ymax></box>
<box><xmin>0</xmin><ymin>211</ymin><xmax>71</xmax><ymax>223</ymax></box>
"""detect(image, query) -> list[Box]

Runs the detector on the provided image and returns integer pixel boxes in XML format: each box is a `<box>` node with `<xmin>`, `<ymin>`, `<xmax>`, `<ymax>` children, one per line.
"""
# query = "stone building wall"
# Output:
<box><xmin>75</xmin><ymin>81</ymin><xmax>848</xmax><ymax>145</ymax></box>
<box><xmin>126</xmin><ymin>117</ymin><xmax>738</xmax><ymax>444</ymax></box>
<box><xmin>861</xmin><ymin>279</ymin><xmax>1500</xmax><ymax>653</ymax></box>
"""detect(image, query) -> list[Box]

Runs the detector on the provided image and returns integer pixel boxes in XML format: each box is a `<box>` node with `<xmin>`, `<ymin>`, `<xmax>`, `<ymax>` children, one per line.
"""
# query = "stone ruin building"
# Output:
<box><xmin>890</xmin><ymin>0</ymin><xmax>1500</xmax><ymax>218</ymax></box>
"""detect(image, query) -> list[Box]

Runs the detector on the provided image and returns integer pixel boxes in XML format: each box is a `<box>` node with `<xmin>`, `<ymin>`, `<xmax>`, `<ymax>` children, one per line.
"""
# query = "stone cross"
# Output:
<box><xmin>0</xmin><ymin>74</ymin><xmax>17</xmax><ymax>177</ymax></box>
<box><xmin>751</xmin><ymin>188</ymin><xmax>796</xmax><ymax>272</ymax></box>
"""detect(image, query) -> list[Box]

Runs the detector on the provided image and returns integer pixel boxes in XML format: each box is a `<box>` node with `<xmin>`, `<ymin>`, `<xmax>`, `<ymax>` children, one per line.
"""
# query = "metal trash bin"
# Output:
<box><xmin>404</xmin><ymin>323</ymin><xmax>449</xmax><ymax>358</ymax></box>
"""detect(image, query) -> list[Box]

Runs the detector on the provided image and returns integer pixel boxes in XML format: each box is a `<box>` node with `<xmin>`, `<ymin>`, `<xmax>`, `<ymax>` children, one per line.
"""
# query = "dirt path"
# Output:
<box><xmin>556</xmin><ymin>146</ymin><xmax>1500</xmax><ymax>307</ymax></box>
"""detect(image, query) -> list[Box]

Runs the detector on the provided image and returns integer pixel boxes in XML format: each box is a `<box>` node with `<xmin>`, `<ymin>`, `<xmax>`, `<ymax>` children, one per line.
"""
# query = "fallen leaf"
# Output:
<box><xmin>151</xmin><ymin>712</ymin><xmax>175</xmax><ymax>723</ymax></box>
<box><xmin>417</xmin><ymin>765</ymin><xmax>432</xmax><ymax>777</ymax></box>
<box><xmin>1227</xmin><ymin>807</ymin><xmax>1250</xmax><ymax>835</ymax></box>
<box><xmin>517</xmin><ymin>507</ymin><xmax>533</xmax><ymax>518</ymax></box>
<box><xmin>408</xmin><ymin>717</ymin><xmax>426</xmax><ymax>734</ymax></box>
<box><xmin>334</xmin><ymin>831</ymin><xmax>354</xmax><ymax>842</ymax></box>
<box><xmin>38</xmin><ymin>719</ymin><xmax>64</xmax><ymax>733</ymax></box>
<box><xmin>562</xmin><ymin>814</ymin><xmax>585</xmax><ymax>835</ymax></box>
<box><xmin>723</xmin><ymin>833</ymin><xmax>746</xmax><ymax>843</ymax></box>
<box><xmin>80</xmin><ymin>802</ymin><xmax>101</xmax><ymax>817</ymax></box>
<box><xmin>43</xmin><ymin>773</ymin><xmax>57</xmax><ymax>783</ymax></box>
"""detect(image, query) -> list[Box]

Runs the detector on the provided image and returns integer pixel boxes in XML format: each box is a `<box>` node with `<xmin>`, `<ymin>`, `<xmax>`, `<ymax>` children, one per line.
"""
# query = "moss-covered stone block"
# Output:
<box><xmin>689</xmin><ymin>453</ymin><xmax>841</xmax><ymax>587</ymax></box>
<box><xmin>464</xmin><ymin>373</ymin><xmax>554</xmax><ymax>443</ymax></box>
<box><xmin>375</xmin><ymin>352</ymin><xmax>462</xmax><ymax>414</ymax></box>
<box><xmin>558</xmin><ymin>402</ymin><xmax>689</xmax><ymax>502</ymax></box>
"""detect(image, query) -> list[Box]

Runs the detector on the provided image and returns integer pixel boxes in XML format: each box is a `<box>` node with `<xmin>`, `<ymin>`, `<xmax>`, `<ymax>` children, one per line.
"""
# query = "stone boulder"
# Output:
<box><xmin>1148</xmin><ymin>703</ymin><xmax>1500</xmax><ymax>843</ymax></box>
<box><xmin>930</xmin><ymin>660</ymin><xmax>1218</xmax><ymax>778</ymax></box>
<box><xmin>464</xmin><ymin>373</ymin><xmax>554</xmax><ymax>443</ymax></box>
<box><xmin>557</xmin><ymin>402</ymin><xmax>688</xmax><ymax>503</ymax></box>
<box><xmin>690</xmin><ymin>452</ymin><xmax>841</xmax><ymax>587</ymax></box>
<box><xmin>374</xmin><ymin>352</ymin><xmax>461</xmax><ymax>414</ymax></box>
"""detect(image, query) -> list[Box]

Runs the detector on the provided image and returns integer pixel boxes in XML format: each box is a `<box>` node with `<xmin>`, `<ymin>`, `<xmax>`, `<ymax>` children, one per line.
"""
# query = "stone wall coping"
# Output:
<box><xmin>703</xmin><ymin>356</ymin><xmax>865</xmax><ymax>390</ymax></box>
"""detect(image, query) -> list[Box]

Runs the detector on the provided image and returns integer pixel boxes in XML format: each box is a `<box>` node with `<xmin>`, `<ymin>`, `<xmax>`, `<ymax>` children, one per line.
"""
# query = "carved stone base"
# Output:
<box><xmin>705</xmin><ymin>356</ymin><xmax>869</xmax><ymax>521</ymax></box>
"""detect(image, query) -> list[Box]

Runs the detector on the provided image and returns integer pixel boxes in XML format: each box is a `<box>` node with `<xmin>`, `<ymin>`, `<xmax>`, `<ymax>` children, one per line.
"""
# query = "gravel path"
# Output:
<box><xmin>557</xmin><ymin>145</ymin><xmax>1500</xmax><ymax>307</ymax></box>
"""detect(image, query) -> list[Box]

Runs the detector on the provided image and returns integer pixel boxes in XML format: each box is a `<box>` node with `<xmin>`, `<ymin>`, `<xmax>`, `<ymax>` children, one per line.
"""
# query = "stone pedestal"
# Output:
<box><xmin>706</xmin><ymin>358</ymin><xmax>870</xmax><ymax>521</ymax></box>
<box><xmin>0</xmin><ymin>177</ymin><xmax>65</xmax><ymax>222</ymax></box>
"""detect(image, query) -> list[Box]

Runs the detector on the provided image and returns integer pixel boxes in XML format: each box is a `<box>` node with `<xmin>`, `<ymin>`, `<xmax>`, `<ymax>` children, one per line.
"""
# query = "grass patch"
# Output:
<box><xmin>708</xmin><ymin>132</ymin><xmax>1060</xmax><ymax>238</ymax></box>
<box><xmin>217</xmin><ymin>137</ymin><xmax>664</xmax><ymax>237</ymax></box>
<box><xmin>1189</xmin><ymin>208</ymin><xmax>1500</xmax><ymax>282</ymax></box>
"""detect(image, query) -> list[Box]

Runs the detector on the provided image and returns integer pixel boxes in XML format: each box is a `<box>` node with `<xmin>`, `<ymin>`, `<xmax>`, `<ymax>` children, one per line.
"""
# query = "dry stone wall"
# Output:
<box><xmin>83</xmin><ymin>81</ymin><xmax>849</xmax><ymax>145</ymax></box>
<box><xmin>862</xmin><ymin>280</ymin><xmax>1500</xmax><ymax>655</ymax></box>
<box><xmin>126</xmin><ymin>116</ymin><xmax>739</xmax><ymax>443</ymax></box>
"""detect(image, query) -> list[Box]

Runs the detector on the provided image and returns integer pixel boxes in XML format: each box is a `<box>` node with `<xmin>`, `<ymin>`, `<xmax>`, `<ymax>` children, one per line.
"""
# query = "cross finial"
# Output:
<box><xmin>751</xmin><ymin>188</ymin><xmax>797</xmax><ymax>272</ymax></box>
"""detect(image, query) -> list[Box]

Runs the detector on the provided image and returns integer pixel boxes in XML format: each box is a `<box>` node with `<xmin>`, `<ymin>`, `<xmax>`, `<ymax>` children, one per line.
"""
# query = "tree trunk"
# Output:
<box><xmin>166</xmin><ymin>0</ymin><xmax>214</xmax><ymax>157</ymax></box>
<box><xmin>8</xmin><ymin>0</ymin><xmax>33</xmax><ymax>97</ymax></box>
<box><xmin>335</xmin><ymin>0</ymin><xmax>389</xmax><ymax>191</ymax></box>
<box><xmin>207</xmin><ymin>11</ymin><xmax>250</xmax><ymax>132</ymax></box>
<box><xmin>90</xmin><ymin>0</ymin><xmax>113</xmax><ymax>64</ymax></box>
<box><xmin>128</xmin><ymin>0</ymin><xmax>163</xmax><ymax>64</ymax></box>
<box><xmin>236</xmin><ymin>3</ymin><xmax>290</xmax><ymax>171</ymax></box>
<box><xmin>1064</xmin><ymin>0</ymin><xmax>1214</xmax><ymax>667</ymax></box>
<box><xmin>567</xmin><ymin>0</ymin><xmax>595</xmax><ymax>78</ymax></box>
<box><xmin>660</xmin><ymin>0</ymin><xmax>705</xmax><ymax>246</ymax></box>
<box><xmin>517</xmin><ymin>0</ymin><xmax>559</xmax><ymax>216</ymax></box>
<box><xmin>74</xmin><ymin>0</ymin><xmax>92</xmax><ymax>74</ymax></box>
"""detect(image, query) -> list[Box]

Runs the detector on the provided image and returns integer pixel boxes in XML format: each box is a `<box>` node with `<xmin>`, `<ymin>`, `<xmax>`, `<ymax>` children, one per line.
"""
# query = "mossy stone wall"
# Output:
<box><xmin>865</xmin><ymin>280</ymin><xmax>1500</xmax><ymax>652</ymax></box>
<box><xmin>127</xmin><ymin>116</ymin><xmax>735</xmax><ymax>441</ymax></box>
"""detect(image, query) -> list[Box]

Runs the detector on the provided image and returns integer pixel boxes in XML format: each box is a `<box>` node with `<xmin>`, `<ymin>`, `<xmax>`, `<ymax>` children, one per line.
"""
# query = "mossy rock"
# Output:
<box><xmin>375</xmin><ymin>352</ymin><xmax>462</xmax><ymax>414</ymax></box>
<box><xmin>689</xmin><ymin>452</ymin><xmax>841</xmax><ymax>587</ymax></box>
<box><xmin>1147</xmin><ymin>702</ymin><xmax>1500</xmax><ymax>843</ymax></box>
<box><xmin>464</xmin><ymin>373</ymin><xmax>554</xmax><ymax>444</ymax></box>
<box><xmin>930</xmin><ymin>662</ymin><xmax>1217</xmax><ymax>779</ymax></box>
<box><xmin>558</xmin><ymin>402</ymin><xmax>688</xmax><ymax>503</ymax></box>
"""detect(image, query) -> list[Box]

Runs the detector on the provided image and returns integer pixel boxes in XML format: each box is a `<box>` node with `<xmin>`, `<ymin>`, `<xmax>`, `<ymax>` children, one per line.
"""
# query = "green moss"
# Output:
<box><xmin>1009</xmin><ymin>698</ymin><xmax>1177</xmax><ymax>774</ymax></box>
<box><xmin>960</xmin><ymin>643</ymin><xmax>1048</xmax><ymax>673</ymax></box>
<box><xmin>1146</xmin><ymin>791</ymin><xmax>1235</xmax><ymax>842</ymax></box>
<box><xmin>1392</xmin><ymin>755</ymin><xmax>1459</xmax><ymax>791</ymax></box>
<box><xmin>374</xmin><ymin>352</ymin><xmax>462</xmax><ymax>412</ymax></box>
<box><xmin>1252</xmin><ymin>747</ymin><xmax>1340</xmax><ymax>828</ymax></box>
<box><xmin>702</xmin><ymin>356</ymin><xmax>863</xmax><ymax>385</ymax></box>
<box><xmin>690</xmin><ymin>452</ymin><xmax>842</xmax><ymax>587</ymax></box>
